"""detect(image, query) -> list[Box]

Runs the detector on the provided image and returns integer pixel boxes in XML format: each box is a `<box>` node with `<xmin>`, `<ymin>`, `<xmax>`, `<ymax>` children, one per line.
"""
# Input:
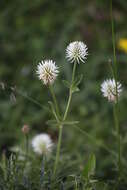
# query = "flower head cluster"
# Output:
<box><xmin>36</xmin><ymin>60</ymin><xmax>59</xmax><ymax>85</ymax></box>
<box><xmin>101</xmin><ymin>79</ymin><xmax>122</xmax><ymax>102</ymax></box>
<box><xmin>66</xmin><ymin>41</ymin><xmax>88</xmax><ymax>63</ymax></box>
<box><xmin>32</xmin><ymin>133</ymin><xmax>53</xmax><ymax>155</ymax></box>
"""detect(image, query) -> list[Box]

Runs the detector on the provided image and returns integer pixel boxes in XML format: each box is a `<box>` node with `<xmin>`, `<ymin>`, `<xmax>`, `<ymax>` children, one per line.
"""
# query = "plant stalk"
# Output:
<box><xmin>25</xmin><ymin>134</ymin><xmax>29</xmax><ymax>156</ymax></box>
<box><xmin>110</xmin><ymin>0</ymin><xmax>121</xmax><ymax>179</ymax></box>
<box><xmin>63</xmin><ymin>62</ymin><xmax>77</xmax><ymax>121</ymax></box>
<box><xmin>53</xmin><ymin>62</ymin><xmax>77</xmax><ymax>176</ymax></box>
<box><xmin>53</xmin><ymin>125</ymin><xmax>63</xmax><ymax>176</ymax></box>
<box><xmin>49</xmin><ymin>85</ymin><xmax>60</xmax><ymax>119</ymax></box>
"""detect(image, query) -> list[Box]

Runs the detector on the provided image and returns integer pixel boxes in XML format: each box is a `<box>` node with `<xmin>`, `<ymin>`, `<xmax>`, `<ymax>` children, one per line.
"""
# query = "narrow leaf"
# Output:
<box><xmin>83</xmin><ymin>153</ymin><xmax>96</xmax><ymax>179</ymax></box>
<box><xmin>63</xmin><ymin>120</ymin><xmax>79</xmax><ymax>125</ymax></box>
<box><xmin>74</xmin><ymin>74</ymin><xmax>83</xmax><ymax>86</ymax></box>
<box><xmin>72</xmin><ymin>86</ymin><xmax>80</xmax><ymax>93</ymax></box>
<box><xmin>62</xmin><ymin>80</ymin><xmax>71</xmax><ymax>88</ymax></box>
<box><xmin>46</xmin><ymin>120</ymin><xmax>58</xmax><ymax>126</ymax></box>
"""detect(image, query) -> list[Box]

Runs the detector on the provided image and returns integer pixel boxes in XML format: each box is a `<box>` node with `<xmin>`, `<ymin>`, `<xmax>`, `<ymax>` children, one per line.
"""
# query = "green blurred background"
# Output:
<box><xmin>0</xmin><ymin>0</ymin><xmax>127</xmax><ymax>177</ymax></box>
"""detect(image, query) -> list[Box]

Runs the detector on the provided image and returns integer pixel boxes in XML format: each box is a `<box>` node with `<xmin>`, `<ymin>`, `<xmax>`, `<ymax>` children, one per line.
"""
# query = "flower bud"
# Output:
<box><xmin>22</xmin><ymin>124</ymin><xmax>30</xmax><ymax>135</ymax></box>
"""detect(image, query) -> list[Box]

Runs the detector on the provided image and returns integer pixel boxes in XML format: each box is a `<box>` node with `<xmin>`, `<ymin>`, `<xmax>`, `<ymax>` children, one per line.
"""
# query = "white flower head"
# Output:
<box><xmin>36</xmin><ymin>60</ymin><xmax>59</xmax><ymax>85</ymax></box>
<box><xmin>32</xmin><ymin>133</ymin><xmax>53</xmax><ymax>156</ymax></box>
<box><xmin>101</xmin><ymin>79</ymin><xmax>122</xmax><ymax>102</ymax></box>
<box><xmin>66</xmin><ymin>41</ymin><xmax>88</xmax><ymax>63</ymax></box>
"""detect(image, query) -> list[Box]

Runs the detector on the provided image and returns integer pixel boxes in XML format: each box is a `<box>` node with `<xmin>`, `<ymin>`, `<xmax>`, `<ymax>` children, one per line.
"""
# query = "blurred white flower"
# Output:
<box><xmin>32</xmin><ymin>133</ymin><xmax>53</xmax><ymax>155</ymax></box>
<box><xmin>66</xmin><ymin>41</ymin><xmax>88</xmax><ymax>63</ymax></box>
<box><xmin>101</xmin><ymin>79</ymin><xmax>122</xmax><ymax>102</ymax></box>
<box><xmin>36</xmin><ymin>60</ymin><xmax>59</xmax><ymax>85</ymax></box>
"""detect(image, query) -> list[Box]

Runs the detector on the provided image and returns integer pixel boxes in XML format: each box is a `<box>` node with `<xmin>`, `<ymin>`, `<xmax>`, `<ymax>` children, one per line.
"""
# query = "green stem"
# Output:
<box><xmin>75</xmin><ymin>176</ymin><xmax>78</xmax><ymax>190</ymax></box>
<box><xmin>53</xmin><ymin>62</ymin><xmax>77</xmax><ymax>176</ymax></box>
<box><xmin>63</xmin><ymin>90</ymin><xmax>72</xmax><ymax>121</ymax></box>
<box><xmin>53</xmin><ymin>125</ymin><xmax>63</xmax><ymax>176</ymax></box>
<box><xmin>108</xmin><ymin>59</ymin><xmax>115</xmax><ymax>79</ymax></box>
<box><xmin>110</xmin><ymin>0</ymin><xmax>117</xmax><ymax>81</ymax></box>
<box><xmin>110</xmin><ymin>0</ymin><xmax>121</xmax><ymax>179</ymax></box>
<box><xmin>114</xmin><ymin>103</ymin><xmax>121</xmax><ymax>179</ymax></box>
<box><xmin>72</xmin><ymin>61</ymin><xmax>77</xmax><ymax>84</ymax></box>
<box><xmin>25</xmin><ymin>134</ymin><xmax>29</xmax><ymax>156</ymax></box>
<box><xmin>2</xmin><ymin>152</ymin><xmax>7</xmax><ymax>181</ymax></box>
<box><xmin>49</xmin><ymin>85</ymin><xmax>61</xmax><ymax>177</ymax></box>
<box><xmin>63</xmin><ymin>62</ymin><xmax>77</xmax><ymax>121</ymax></box>
<box><xmin>49</xmin><ymin>85</ymin><xmax>60</xmax><ymax>119</ymax></box>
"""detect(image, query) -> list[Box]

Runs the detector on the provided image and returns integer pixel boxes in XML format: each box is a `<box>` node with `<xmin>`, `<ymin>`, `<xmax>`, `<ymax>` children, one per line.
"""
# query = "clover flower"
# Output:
<box><xmin>32</xmin><ymin>133</ymin><xmax>53</xmax><ymax>155</ymax></box>
<box><xmin>101</xmin><ymin>79</ymin><xmax>122</xmax><ymax>102</ymax></box>
<box><xmin>66</xmin><ymin>41</ymin><xmax>88</xmax><ymax>63</ymax></box>
<box><xmin>36</xmin><ymin>60</ymin><xmax>59</xmax><ymax>85</ymax></box>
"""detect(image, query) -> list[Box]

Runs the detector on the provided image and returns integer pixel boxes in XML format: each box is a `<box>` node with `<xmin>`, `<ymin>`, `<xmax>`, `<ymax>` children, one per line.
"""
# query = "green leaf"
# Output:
<box><xmin>89</xmin><ymin>179</ymin><xmax>98</xmax><ymax>183</ymax></box>
<box><xmin>46</xmin><ymin>120</ymin><xmax>58</xmax><ymax>126</ymax></box>
<box><xmin>48</xmin><ymin>101</ymin><xmax>55</xmax><ymax>113</ymax></box>
<box><xmin>74</xmin><ymin>74</ymin><xmax>83</xmax><ymax>86</ymax></box>
<box><xmin>71</xmin><ymin>74</ymin><xmax>83</xmax><ymax>93</ymax></box>
<box><xmin>47</xmin><ymin>120</ymin><xmax>79</xmax><ymax>127</ymax></box>
<box><xmin>63</xmin><ymin>120</ymin><xmax>79</xmax><ymax>125</ymax></box>
<box><xmin>48</xmin><ymin>101</ymin><xmax>58</xmax><ymax>119</ymax></box>
<box><xmin>83</xmin><ymin>153</ymin><xmax>96</xmax><ymax>180</ymax></box>
<box><xmin>71</xmin><ymin>86</ymin><xmax>80</xmax><ymax>93</ymax></box>
<box><xmin>62</xmin><ymin>80</ymin><xmax>71</xmax><ymax>88</ymax></box>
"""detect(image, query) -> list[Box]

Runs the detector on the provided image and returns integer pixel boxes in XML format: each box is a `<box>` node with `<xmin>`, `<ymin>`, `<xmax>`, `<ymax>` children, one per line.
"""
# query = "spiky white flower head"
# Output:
<box><xmin>66</xmin><ymin>41</ymin><xmax>88</xmax><ymax>63</ymax></box>
<box><xmin>101</xmin><ymin>79</ymin><xmax>122</xmax><ymax>102</ymax></box>
<box><xmin>36</xmin><ymin>60</ymin><xmax>59</xmax><ymax>85</ymax></box>
<box><xmin>32</xmin><ymin>133</ymin><xmax>53</xmax><ymax>155</ymax></box>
